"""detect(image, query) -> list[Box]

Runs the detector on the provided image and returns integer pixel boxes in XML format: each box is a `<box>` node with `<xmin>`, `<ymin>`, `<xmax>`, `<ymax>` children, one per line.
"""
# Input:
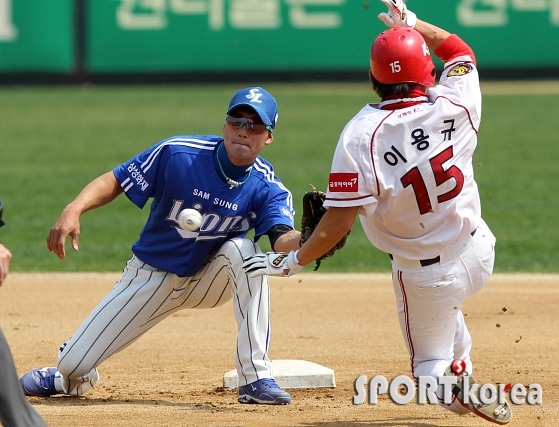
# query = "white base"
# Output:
<box><xmin>223</xmin><ymin>359</ymin><xmax>335</xmax><ymax>390</ymax></box>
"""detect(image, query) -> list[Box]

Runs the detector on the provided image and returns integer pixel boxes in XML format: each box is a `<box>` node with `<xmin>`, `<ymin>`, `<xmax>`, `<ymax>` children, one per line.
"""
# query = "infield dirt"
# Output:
<box><xmin>1</xmin><ymin>273</ymin><xmax>557</xmax><ymax>427</ymax></box>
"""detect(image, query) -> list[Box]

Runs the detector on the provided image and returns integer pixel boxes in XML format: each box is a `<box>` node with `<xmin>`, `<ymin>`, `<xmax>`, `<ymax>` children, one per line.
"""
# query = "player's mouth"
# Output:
<box><xmin>232</xmin><ymin>141</ymin><xmax>251</xmax><ymax>149</ymax></box>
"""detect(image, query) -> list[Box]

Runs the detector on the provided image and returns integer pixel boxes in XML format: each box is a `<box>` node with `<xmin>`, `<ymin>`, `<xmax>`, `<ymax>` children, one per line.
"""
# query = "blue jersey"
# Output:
<box><xmin>113</xmin><ymin>135</ymin><xmax>295</xmax><ymax>277</ymax></box>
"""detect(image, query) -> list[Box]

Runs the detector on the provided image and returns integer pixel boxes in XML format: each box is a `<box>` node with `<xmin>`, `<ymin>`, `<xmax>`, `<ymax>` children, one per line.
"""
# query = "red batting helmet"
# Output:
<box><xmin>371</xmin><ymin>27</ymin><xmax>436</xmax><ymax>87</ymax></box>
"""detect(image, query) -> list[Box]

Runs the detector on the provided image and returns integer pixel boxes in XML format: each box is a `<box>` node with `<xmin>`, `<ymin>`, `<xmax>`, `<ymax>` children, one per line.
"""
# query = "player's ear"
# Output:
<box><xmin>265</xmin><ymin>131</ymin><xmax>273</xmax><ymax>145</ymax></box>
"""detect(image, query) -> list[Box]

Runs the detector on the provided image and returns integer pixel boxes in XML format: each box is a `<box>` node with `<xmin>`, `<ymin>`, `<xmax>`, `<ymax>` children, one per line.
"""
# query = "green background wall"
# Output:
<box><xmin>0</xmin><ymin>0</ymin><xmax>73</xmax><ymax>72</ymax></box>
<box><xmin>1</xmin><ymin>0</ymin><xmax>558</xmax><ymax>73</ymax></box>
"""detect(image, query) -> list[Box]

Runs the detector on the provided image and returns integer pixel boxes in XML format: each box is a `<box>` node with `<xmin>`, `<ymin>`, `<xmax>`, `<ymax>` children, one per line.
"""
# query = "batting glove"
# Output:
<box><xmin>378</xmin><ymin>0</ymin><xmax>417</xmax><ymax>29</ymax></box>
<box><xmin>242</xmin><ymin>250</ymin><xmax>303</xmax><ymax>278</ymax></box>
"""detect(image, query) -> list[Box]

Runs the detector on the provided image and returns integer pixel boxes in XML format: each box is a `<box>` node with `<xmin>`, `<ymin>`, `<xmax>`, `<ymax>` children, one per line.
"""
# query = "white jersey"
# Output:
<box><xmin>324</xmin><ymin>55</ymin><xmax>481</xmax><ymax>260</ymax></box>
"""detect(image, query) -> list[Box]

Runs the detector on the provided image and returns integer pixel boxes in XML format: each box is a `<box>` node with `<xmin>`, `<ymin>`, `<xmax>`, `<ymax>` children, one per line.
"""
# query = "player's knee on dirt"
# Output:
<box><xmin>54</xmin><ymin>366</ymin><xmax>99</xmax><ymax>396</ymax></box>
<box><xmin>57</xmin><ymin>345</ymin><xmax>100</xmax><ymax>395</ymax></box>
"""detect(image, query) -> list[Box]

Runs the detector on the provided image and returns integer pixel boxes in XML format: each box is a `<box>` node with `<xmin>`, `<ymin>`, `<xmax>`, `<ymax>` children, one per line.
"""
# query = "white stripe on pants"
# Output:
<box><xmin>57</xmin><ymin>238</ymin><xmax>272</xmax><ymax>395</ymax></box>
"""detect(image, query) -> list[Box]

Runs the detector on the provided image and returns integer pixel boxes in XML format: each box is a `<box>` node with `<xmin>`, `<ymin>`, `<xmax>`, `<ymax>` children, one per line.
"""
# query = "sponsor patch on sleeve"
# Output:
<box><xmin>328</xmin><ymin>173</ymin><xmax>358</xmax><ymax>192</ymax></box>
<box><xmin>126</xmin><ymin>162</ymin><xmax>150</xmax><ymax>191</ymax></box>
<box><xmin>448</xmin><ymin>63</ymin><xmax>473</xmax><ymax>77</ymax></box>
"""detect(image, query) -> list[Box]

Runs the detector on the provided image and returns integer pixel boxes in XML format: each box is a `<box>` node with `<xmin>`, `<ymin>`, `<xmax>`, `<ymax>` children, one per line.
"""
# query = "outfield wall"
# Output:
<box><xmin>0</xmin><ymin>0</ymin><xmax>558</xmax><ymax>80</ymax></box>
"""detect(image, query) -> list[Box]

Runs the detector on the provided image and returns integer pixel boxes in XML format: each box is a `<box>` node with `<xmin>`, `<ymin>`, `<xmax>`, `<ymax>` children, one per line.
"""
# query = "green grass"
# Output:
<box><xmin>0</xmin><ymin>84</ymin><xmax>558</xmax><ymax>272</ymax></box>
<box><xmin>474</xmin><ymin>94</ymin><xmax>559</xmax><ymax>272</ymax></box>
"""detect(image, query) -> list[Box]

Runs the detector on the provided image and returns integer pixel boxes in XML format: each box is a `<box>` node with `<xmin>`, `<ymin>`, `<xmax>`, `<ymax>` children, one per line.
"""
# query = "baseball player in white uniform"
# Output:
<box><xmin>19</xmin><ymin>87</ymin><xmax>304</xmax><ymax>405</ymax></box>
<box><xmin>243</xmin><ymin>1</ymin><xmax>512</xmax><ymax>424</ymax></box>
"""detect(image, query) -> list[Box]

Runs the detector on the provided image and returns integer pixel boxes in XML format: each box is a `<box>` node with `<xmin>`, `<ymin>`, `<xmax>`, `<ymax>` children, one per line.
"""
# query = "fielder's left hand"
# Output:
<box><xmin>0</xmin><ymin>244</ymin><xmax>12</xmax><ymax>286</ymax></box>
<box><xmin>378</xmin><ymin>0</ymin><xmax>417</xmax><ymax>28</ymax></box>
<box><xmin>243</xmin><ymin>251</ymin><xmax>303</xmax><ymax>278</ymax></box>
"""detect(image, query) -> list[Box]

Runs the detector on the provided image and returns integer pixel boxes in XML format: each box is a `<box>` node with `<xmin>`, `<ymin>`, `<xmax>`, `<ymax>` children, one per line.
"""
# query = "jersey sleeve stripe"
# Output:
<box><xmin>326</xmin><ymin>194</ymin><xmax>375</xmax><ymax>202</ymax></box>
<box><xmin>120</xmin><ymin>177</ymin><xmax>134</xmax><ymax>193</ymax></box>
<box><xmin>141</xmin><ymin>138</ymin><xmax>218</xmax><ymax>173</ymax></box>
<box><xmin>253</xmin><ymin>158</ymin><xmax>294</xmax><ymax>209</ymax></box>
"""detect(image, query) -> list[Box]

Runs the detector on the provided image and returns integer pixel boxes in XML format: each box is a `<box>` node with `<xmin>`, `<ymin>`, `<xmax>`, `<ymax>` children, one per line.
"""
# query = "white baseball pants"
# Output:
<box><xmin>55</xmin><ymin>238</ymin><xmax>273</xmax><ymax>395</ymax></box>
<box><xmin>391</xmin><ymin>219</ymin><xmax>496</xmax><ymax>414</ymax></box>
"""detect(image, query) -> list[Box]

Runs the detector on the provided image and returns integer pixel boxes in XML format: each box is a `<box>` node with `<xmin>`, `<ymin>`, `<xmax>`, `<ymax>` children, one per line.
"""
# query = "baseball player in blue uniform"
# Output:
<box><xmin>19</xmin><ymin>87</ymin><xmax>302</xmax><ymax>405</ymax></box>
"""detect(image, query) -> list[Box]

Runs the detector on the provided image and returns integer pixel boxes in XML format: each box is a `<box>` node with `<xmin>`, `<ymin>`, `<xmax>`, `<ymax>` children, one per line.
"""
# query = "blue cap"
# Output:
<box><xmin>227</xmin><ymin>87</ymin><xmax>278</xmax><ymax>130</ymax></box>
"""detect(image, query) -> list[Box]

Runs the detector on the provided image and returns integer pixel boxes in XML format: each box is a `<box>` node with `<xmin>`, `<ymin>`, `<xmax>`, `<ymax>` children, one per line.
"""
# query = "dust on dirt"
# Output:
<box><xmin>1</xmin><ymin>273</ymin><xmax>557</xmax><ymax>427</ymax></box>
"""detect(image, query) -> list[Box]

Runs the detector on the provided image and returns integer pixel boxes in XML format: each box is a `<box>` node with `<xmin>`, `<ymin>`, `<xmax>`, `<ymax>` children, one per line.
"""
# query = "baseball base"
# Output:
<box><xmin>223</xmin><ymin>360</ymin><xmax>335</xmax><ymax>390</ymax></box>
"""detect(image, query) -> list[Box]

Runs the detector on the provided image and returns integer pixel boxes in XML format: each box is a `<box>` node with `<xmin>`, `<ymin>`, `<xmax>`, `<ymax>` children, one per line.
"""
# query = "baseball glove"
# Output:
<box><xmin>300</xmin><ymin>185</ymin><xmax>350</xmax><ymax>271</ymax></box>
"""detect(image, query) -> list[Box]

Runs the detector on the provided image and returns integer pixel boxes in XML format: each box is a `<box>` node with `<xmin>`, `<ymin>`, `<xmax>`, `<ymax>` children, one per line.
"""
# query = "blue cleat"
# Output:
<box><xmin>20</xmin><ymin>367</ymin><xmax>61</xmax><ymax>397</ymax></box>
<box><xmin>238</xmin><ymin>378</ymin><xmax>291</xmax><ymax>405</ymax></box>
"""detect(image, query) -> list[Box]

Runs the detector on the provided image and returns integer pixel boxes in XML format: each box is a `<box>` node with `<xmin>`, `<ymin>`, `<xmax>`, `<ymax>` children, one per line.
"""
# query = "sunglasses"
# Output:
<box><xmin>226</xmin><ymin>115</ymin><xmax>272</xmax><ymax>133</ymax></box>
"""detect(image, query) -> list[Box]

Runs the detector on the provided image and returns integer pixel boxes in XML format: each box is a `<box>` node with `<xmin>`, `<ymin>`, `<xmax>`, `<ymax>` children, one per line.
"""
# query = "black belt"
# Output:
<box><xmin>389</xmin><ymin>229</ymin><xmax>477</xmax><ymax>267</ymax></box>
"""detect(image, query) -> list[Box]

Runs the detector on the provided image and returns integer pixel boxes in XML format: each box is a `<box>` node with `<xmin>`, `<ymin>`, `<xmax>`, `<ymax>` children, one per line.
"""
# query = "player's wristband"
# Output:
<box><xmin>292</xmin><ymin>250</ymin><xmax>300</xmax><ymax>265</ymax></box>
